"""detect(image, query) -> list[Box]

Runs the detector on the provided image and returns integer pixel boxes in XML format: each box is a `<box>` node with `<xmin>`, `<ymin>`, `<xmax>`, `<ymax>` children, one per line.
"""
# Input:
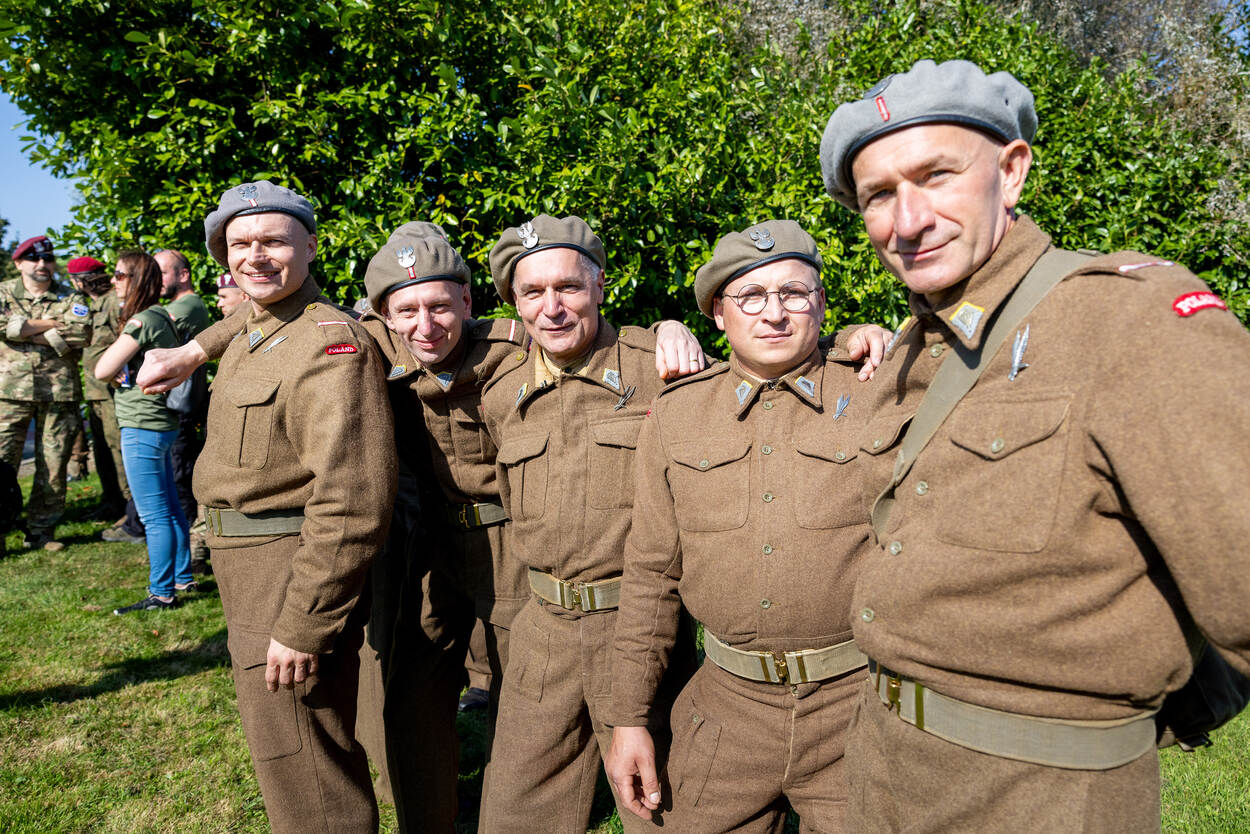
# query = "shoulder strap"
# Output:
<box><xmin>870</xmin><ymin>247</ymin><xmax>1091</xmax><ymax>538</ymax></box>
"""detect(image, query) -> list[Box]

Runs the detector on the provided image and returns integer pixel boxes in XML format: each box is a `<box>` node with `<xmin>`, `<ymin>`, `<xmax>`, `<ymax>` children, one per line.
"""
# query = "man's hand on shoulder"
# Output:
<box><xmin>137</xmin><ymin>341</ymin><xmax>209</xmax><ymax>393</ymax></box>
<box><xmin>654</xmin><ymin>319</ymin><xmax>707</xmax><ymax>380</ymax></box>
<box><xmin>265</xmin><ymin>638</ymin><xmax>320</xmax><ymax>692</ymax></box>
<box><xmin>605</xmin><ymin>725</ymin><xmax>663</xmax><ymax>820</ymax></box>
<box><xmin>844</xmin><ymin>324</ymin><xmax>891</xmax><ymax>381</ymax></box>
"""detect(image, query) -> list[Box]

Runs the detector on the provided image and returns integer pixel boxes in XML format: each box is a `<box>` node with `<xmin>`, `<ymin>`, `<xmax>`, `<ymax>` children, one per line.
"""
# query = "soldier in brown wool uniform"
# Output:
<box><xmin>818</xmin><ymin>59</ymin><xmax>1250</xmax><ymax>831</ymax></box>
<box><xmin>190</xmin><ymin>180</ymin><xmax>395</xmax><ymax>833</ymax></box>
<box><xmin>605</xmin><ymin>220</ymin><xmax>890</xmax><ymax>833</ymax></box>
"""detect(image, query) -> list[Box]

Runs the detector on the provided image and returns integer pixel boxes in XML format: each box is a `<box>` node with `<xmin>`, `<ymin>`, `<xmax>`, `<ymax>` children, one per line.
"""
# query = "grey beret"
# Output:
<box><xmin>694</xmin><ymin>220</ymin><xmax>823</xmax><ymax>318</ymax></box>
<box><xmin>204</xmin><ymin>180</ymin><xmax>317</xmax><ymax>266</ymax></box>
<box><xmin>488</xmin><ymin>214</ymin><xmax>606</xmax><ymax>303</ymax></box>
<box><xmin>386</xmin><ymin>221</ymin><xmax>448</xmax><ymax>243</ymax></box>
<box><xmin>820</xmin><ymin>59</ymin><xmax>1036</xmax><ymax>210</ymax></box>
<box><xmin>364</xmin><ymin>226</ymin><xmax>470</xmax><ymax>313</ymax></box>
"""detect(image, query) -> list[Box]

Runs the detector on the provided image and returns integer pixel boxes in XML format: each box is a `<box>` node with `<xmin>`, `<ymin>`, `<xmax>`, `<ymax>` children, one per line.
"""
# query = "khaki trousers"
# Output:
<box><xmin>0</xmin><ymin>398</ymin><xmax>77</xmax><ymax>537</ymax></box>
<box><xmin>665</xmin><ymin>661</ymin><xmax>860</xmax><ymax>834</ymax></box>
<box><xmin>213</xmin><ymin>536</ymin><xmax>378</xmax><ymax>834</ymax></box>
<box><xmin>847</xmin><ymin>680</ymin><xmax>1162</xmax><ymax>833</ymax></box>
<box><xmin>480</xmin><ymin>600</ymin><xmax>689</xmax><ymax>834</ymax></box>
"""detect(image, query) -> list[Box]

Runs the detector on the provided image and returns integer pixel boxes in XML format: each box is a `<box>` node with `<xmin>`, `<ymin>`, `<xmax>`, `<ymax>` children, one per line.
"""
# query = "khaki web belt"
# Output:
<box><xmin>528</xmin><ymin>568</ymin><xmax>620</xmax><ymax>612</ymax></box>
<box><xmin>704</xmin><ymin>631</ymin><xmax>867</xmax><ymax>685</ymax></box>
<box><xmin>868</xmin><ymin>660</ymin><xmax>1158</xmax><ymax>770</ymax></box>
<box><xmin>445</xmin><ymin>501</ymin><xmax>509</xmax><ymax>530</ymax></box>
<box><xmin>203</xmin><ymin>506</ymin><xmax>305</xmax><ymax>537</ymax></box>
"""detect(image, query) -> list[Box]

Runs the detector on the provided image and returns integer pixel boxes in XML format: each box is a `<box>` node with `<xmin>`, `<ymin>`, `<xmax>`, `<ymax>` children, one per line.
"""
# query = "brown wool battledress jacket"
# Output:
<box><xmin>611</xmin><ymin>347</ymin><xmax>875</xmax><ymax>724</ymax></box>
<box><xmin>195</xmin><ymin>278</ymin><xmax>396</xmax><ymax>654</ymax></box>
<box><xmin>480</xmin><ymin>316</ymin><xmax>664</xmax><ymax>588</ymax></box>
<box><xmin>854</xmin><ymin>216</ymin><xmax>1250</xmax><ymax>721</ymax></box>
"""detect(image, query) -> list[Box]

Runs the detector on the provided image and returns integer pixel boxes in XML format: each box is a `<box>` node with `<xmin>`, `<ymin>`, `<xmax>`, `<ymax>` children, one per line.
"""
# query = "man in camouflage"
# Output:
<box><xmin>0</xmin><ymin>236</ymin><xmax>91</xmax><ymax>550</ymax></box>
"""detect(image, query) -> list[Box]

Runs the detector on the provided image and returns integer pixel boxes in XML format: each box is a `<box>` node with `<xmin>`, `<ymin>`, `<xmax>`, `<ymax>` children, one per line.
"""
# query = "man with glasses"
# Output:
<box><xmin>605</xmin><ymin>220</ymin><xmax>881</xmax><ymax>833</ymax></box>
<box><xmin>0</xmin><ymin>236</ymin><xmax>91</xmax><ymax>550</ymax></box>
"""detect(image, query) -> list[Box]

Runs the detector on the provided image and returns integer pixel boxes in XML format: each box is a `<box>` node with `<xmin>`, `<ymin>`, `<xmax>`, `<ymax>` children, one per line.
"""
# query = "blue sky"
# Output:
<box><xmin>0</xmin><ymin>91</ymin><xmax>79</xmax><ymax>244</ymax></box>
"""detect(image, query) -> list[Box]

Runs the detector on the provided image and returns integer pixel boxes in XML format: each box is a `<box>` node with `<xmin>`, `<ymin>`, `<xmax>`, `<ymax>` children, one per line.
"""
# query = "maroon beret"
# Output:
<box><xmin>216</xmin><ymin>272</ymin><xmax>240</xmax><ymax>290</ymax></box>
<box><xmin>12</xmin><ymin>236</ymin><xmax>53</xmax><ymax>261</ymax></box>
<box><xmin>67</xmin><ymin>256</ymin><xmax>107</xmax><ymax>275</ymax></box>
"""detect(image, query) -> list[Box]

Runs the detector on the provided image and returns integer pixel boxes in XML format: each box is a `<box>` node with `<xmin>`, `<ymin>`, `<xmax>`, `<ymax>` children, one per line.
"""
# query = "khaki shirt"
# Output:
<box><xmin>0</xmin><ymin>278</ymin><xmax>90</xmax><ymax>402</ymax></box>
<box><xmin>480</xmin><ymin>316</ymin><xmax>664</xmax><ymax>588</ymax></box>
<box><xmin>611</xmin><ymin>347</ymin><xmax>875</xmax><ymax>724</ymax></box>
<box><xmin>854</xmin><ymin>216</ymin><xmax>1250</xmax><ymax>720</ymax></box>
<box><xmin>82</xmin><ymin>291</ymin><xmax>121</xmax><ymax>401</ymax></box>
<box><xmin>194</xmin><ymin>278</ymin><xmax>396</xmax><ymax>654</ymax></box>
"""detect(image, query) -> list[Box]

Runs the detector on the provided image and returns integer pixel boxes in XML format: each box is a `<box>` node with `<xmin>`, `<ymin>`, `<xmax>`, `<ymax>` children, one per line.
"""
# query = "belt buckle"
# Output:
<box><xmin>886</xmin><ymin>674</ymin><xmax>902</xmax><ymax>712</ymax></box>
<box><xmin>457</xmin><ymin>505</ymin><xmax>469</xmax><ymax>529</ymax></box>
<box><xmin>206</xmin><ymin>507</ymin><xmax>220</xmax><ymax>536</ymax></box>
<box><xmin>771</xmin><ymin>651</ymin><xmax>790</xmax><ymax>685</ymax></box>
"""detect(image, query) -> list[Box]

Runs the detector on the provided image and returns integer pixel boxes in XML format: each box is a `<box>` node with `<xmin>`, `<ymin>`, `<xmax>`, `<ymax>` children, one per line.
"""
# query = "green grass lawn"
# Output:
<box><xmin>1</xmin><ymin>475</ymin><xmax>1247</xmax><ymax>832</ymax></box>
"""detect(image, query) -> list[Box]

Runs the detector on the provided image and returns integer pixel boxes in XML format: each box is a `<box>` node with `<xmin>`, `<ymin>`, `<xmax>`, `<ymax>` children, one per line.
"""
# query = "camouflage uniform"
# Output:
<box><xmin>0</xmin><ymin>277</ymin><xmax>91</xmax><ymax>539</ymax></box>
<box><xmin>82</xmin><ymin>290</ymin><xmax>131</xmax><ymax>505</ymax></box>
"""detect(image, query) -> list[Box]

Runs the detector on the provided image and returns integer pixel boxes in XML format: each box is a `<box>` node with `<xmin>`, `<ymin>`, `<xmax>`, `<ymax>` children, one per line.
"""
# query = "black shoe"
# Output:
<box><xmin>113</xmin><ymin>595</ymin><xmax>178</xmax><ymax>615</ymax></box>
<box><xmin>458</xmin><ymin>687</ymin><xmax>490</xmax><ymax>712</ymax></box>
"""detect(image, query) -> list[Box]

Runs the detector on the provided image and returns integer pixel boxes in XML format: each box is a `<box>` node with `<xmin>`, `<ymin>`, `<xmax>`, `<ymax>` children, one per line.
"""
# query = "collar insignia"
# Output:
<box><xmin>262</xmin><ymin>335</ymin><xmax>287</xmax><ymax>353</ymax></box>
<box><xmin>749</xmin><ymin>228</ymin><xmax>775</xmax><ymax>251</ymax></box>
<box><xmin>949</xmin><ymin>302</ymin><xmax>985</xmax><ymax>340</ymax></box>
<box><xmin>237</xmin><ymin>184</ymin><xmax>259</xmax><ymax>207</ymax></box>
<box><xmin>515</xmin><ymin>383</ymin><xmax>528</xmax><ymax>407</ymax></box>
<box><xmin>248</xmin><ymin>328</ymin><xmax>264</xmax><ymax>348</ymax></box>
<box><xmin>834</xmin><ymin>393</ymin><xmax>850</xmax><ymax>420</ymax></box>
<box><xmin>518</xmin><ymin>221</ymin><xmax>539</xmax><ymax>249</ymax></box>
<box><xmin>603</xmin><ymin>368</ymin><xmax>621</xmax><ymax>391</ymax></box>
<box><xmin>735</xmin><ymin>380</ymin><xmax>752</xmax><ymax>405</ymax></box>
<box><xmin>795</xmin><ymin>375</ymin><xmax>816</xmax><ymax>398</ymax></box>
<box><xmin>388</xmin><ymin>364</ymin><xmax>406</xmax><ymax>379</ymax></box>
<box><xmin>435</xmin><ymin>371</ymin><xmax>455</xmax><ymax>388</ymax></box>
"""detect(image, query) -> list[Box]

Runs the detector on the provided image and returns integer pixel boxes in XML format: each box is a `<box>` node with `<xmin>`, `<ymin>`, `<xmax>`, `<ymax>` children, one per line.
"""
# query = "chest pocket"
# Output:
<box><xmin>497</xmin><ymin>433</ymin><xmax>549</xmax><ymax>521</ymax></box>
<box><xmin>668</xmin><ymin>439</ymin><xmax>750</xmax><ymax>532</ymax></box>
<box><xmin>792</xmin><ymin>437</ymin><xmax>860</xmax><ymax>529</ymax></box>
<box><xmin>222</xmin><ymin>376</ymin><xmax>281</xmax><ymax>470</ymax></box>
<box><xmin>450</xmin><ymin>399</ymin><xmax>489</xmax><ymax>465</ymax></box>
<box><xmin>933</xmin><ymin>394</ymin><xmax>1071</xmax><ymax>553</ymax></box>
<box><xmin>859</xmin><ymin>412</ymin><xmax>911</xmax><ymax>520</ymax></box>
<box><xmin>587</xmin><ymin>416</ymin><xmax>644</xmax><ymax>510</ymax></box>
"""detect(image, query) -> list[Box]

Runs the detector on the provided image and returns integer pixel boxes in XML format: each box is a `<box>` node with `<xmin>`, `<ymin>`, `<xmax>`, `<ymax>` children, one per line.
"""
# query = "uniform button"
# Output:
<box><xmin>763</xmin><ymin>401</ymin><xmax>774</xmax><ymax>410</ymax></box>
<box><xmin>692</xmin><ymin>714</ymin><xmax>701</xmax><ymax>724</ymax></box>
<box><xmin>915</xmin><ymin>481</ymin><xmax>929</xmax><ymax>495</ymax></box>
<box><xmin>929</xmin><ymin>343</ymin><xmax>945</xmax><ymax>357</ymax></box>
<box><xmin>762</xmin><ymin>445</ymin><xmax>773</xmax><ymax>455</ymax></box>
<box><xmin>762</xmin><ymin>544</ymin><xmax>773</xmax><ymax>555</ymax></box>
<box><xmin>514</xmin><ymin>352</ymin><xmax>525</xmax><ymax>361</ymax></box>
<box><xmin>860</xmin><ymin>607</ymin><xmax>875</xmax><ymax>623</ymax></box>
<box><xmin>760</xmin><ymin>599</ymin><xmax>772</xmax><ymax>609</ymax></box>
<box><xmin>306</xmin><ymin>303</ymin><xmax>317</xmax><ymax>310</ymax></box>
<box><xmin>762</xmin><ymin>492</ymin><xmax>774</xmax><ymax>503</ymax></box>
<box><xmin>699</xmin><ymin>459</ymin><xmax>709</xmax><ymax>469</ymax></box>
<box><xmin>888</xmin><ymin>540</ymin><xmax>903</xmax><ymax>555</ymax></box>
<box><xmin>873</xmin><ymin>439</ymin><xmax>883</xmax><ymax>449</ymax></box>
<box><xmin>835</xmin><ymin>450</ymin><xmax>847</xmax><ymax>461</ymax></box>
<box><xmin>990</xmin><ymin>438</ymin><xmax>1005</xmax><ymax>454</ymax></box>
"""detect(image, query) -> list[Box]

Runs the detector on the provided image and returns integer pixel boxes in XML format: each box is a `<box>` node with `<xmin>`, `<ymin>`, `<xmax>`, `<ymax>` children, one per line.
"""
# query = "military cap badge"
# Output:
<box><xmin>518</xmin><ymin>221</ymin><xmax>539</xmax><ymax>249</ymax></box>
<box><xmin>237</xmin><ymin>184</ymin><xmax>259</xmax><ymax>207</ymax></box>
<box><xmin>396</xmin><ymin>245</ymin><xmax>418</xmax><ymax>278</ymax></box>
<box><xmin>749</xmin><ymin>229</ymin><xmax>775</xmax><ymax>251</ymax></box>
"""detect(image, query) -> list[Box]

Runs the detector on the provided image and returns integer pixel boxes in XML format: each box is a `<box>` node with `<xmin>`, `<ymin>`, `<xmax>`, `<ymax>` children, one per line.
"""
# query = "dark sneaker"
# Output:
<box><xmin>458</xmin><ymin>687</ymin><xmax>490</xmax><ymax>712</ymax></box>
<box><xmin>23</xmin><ymin>535</ymin><xmax>65</xmax><ymax>552</ymax></box>
<box><xmin>113</xmin><ymin>595</ymin><xmax>178</xmax><ymax>615</ymax></box>
<box><xmin>101</xmin><ymin>527</ymin><xmax>145</xmax><ymax>544</ymax></box>
<box><xmin>174</xmin><ymin>581</ymin><xmax>199</xmax><ymax>593</ymax></box>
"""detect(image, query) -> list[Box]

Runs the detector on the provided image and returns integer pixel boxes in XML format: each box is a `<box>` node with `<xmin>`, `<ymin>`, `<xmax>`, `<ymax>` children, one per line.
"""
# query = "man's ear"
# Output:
<box><xmin>712</xmin><ymin>296</ymin><xmax>728</xmax><ymax>333</ymax></box>
<box><xmin>306</xmin><ymin>232</ymin><xmax>318</xmax><ymax>263</ymax></box>
<box><xmin>998</xmin><ymin>139</ymin><xmax>1033</xmax><ymax>211</ymax></box>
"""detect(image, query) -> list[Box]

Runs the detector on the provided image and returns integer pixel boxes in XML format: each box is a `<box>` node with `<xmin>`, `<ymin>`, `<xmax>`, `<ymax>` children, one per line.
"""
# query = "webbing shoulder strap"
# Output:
<box><xmin>870</xmin><ymin>247</ymin><xmax>1092</xmax><ymax>538</ymax></box>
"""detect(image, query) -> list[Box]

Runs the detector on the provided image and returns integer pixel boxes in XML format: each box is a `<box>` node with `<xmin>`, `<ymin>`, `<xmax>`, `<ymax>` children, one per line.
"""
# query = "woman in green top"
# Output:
<box><xmin>95</xmin><ymin>250</ymin><xmax>193</xmax><ymax>614</ymax></box>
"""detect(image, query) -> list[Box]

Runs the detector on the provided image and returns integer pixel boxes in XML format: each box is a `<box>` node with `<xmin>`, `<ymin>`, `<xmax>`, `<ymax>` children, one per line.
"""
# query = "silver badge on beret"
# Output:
<box><xmin>749</xmin><ymin>229</ymin><xmax>775</xmax><ymax>251</ymax></box>
<box><xmin>396</xmin><ymin>246</ymin><xmax>417</xmax><ymax>269</ymax></box>
<box><xmin>238</xmin><ymin>184</ymin><xmax>259</xmax><ymax>206</ymax></box>
<box><xmin>518</xmin><ymin>221</ymin><xmax>539</xmax><ymax>250</ymax></box>
<box><xmin>863</xmin><ymin>76</ymin><xmax>892</xmax><ymax>98</ymax></box>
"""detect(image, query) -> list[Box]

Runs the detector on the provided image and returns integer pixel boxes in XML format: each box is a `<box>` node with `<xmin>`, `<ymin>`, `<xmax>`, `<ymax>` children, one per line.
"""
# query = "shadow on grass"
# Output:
<box><xmin>0</xmin><ymin>626</ymin><xmax>231</xmax><ymax>712</ymax></box>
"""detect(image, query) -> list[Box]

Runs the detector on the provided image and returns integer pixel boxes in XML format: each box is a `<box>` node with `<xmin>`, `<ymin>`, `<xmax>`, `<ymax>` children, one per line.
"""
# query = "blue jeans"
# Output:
<box><xmin>120</xmin><ymin>427</ymin><xmax>192</xmax><ymax>597</ymax></box>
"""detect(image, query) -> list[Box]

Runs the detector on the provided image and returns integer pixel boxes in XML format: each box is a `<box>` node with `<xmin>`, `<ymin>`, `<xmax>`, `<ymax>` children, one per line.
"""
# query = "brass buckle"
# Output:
<box><xmin>886</xmin><ymin>675</ymin><xmax>902</xmax><ymax>712</ymax></box>
<box><xmin>772</xmin><ymin>652</ymin><xmax>790</xmax><ymax>685</ymax></box>
<box><xmin>457</xmin><ymin>505</ymin><xmax>470</xmax><ymax>528</ymax></box>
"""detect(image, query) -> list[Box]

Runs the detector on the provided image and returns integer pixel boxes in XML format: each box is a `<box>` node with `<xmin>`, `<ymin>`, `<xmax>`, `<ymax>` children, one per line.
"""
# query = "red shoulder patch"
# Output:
<box><xmin>1173</xmin><ymin>291</ymin><xmax>1227</xmax><ymax>318</ymax></box>
<box><xmin>326</xmin><ymin>343</ymin><xmax>358</xmax><ymax>355</ymax></box>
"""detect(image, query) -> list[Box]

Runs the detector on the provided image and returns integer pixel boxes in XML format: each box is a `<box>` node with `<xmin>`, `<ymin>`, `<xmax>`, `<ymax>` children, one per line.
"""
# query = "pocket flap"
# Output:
<box><xmin>947</xmin><ymin>397</ymin><xmax>1070</xmax><ymax>460</ymax></box>
<box><xmin>497</xmin><ymin>433</ymin><xmax>549</xmax><ymax>465</ymax></box>
<box><xmin>227</xmin><ymin>629</ymin><xmax>272</xmax><ymax>670</ymax></box>
<box><xmin>225</xmin><ymin>376</ymin><xmax>281</xmax><ymax>407</ymax></box>
<box><xmin>795</xmin><ymin>436</ymin><xmax>858</xmax><ymax>465</ymax></box>
<box><xmin>860</xmin><ymin>413</ymin><xmax>911</xmax><ymax>456</ymax></box>
<box><xmin>590</xmin><ymin>416</ymin><xmax>643</xmax><ymax>449</ymax></box>
<box><xmin>450</xmin><ymin>401</ymin><xmax>483</xmax><ymax>426</ymax></box>
<box><xmin>670</xmin><ymin>439</ymin><xmax>751</xmax><ymax>471</ymax></box>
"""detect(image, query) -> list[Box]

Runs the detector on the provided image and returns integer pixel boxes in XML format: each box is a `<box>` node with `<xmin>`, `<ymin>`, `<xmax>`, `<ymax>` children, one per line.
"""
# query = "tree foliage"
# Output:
<box><xmin>0</xmin><ymin>0</ymin><xmax>1246</xmax><ymax>351</ymax></box>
